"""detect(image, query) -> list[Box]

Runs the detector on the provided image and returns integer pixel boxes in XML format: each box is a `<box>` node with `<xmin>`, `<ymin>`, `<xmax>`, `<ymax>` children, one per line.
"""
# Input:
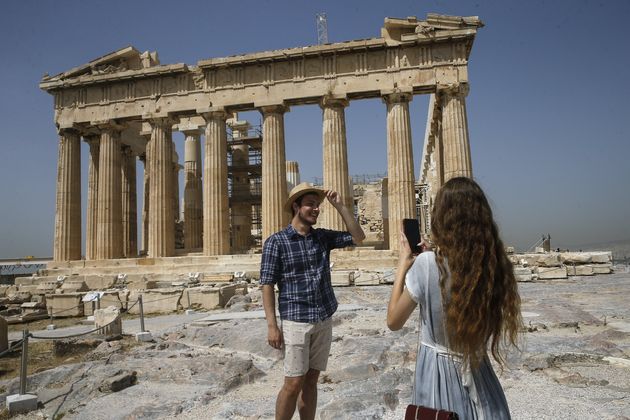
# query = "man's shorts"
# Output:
<box><xmin>281</xmin><ymin>317</ymin><xmax>332</xmax><ymax>377</ymax></box>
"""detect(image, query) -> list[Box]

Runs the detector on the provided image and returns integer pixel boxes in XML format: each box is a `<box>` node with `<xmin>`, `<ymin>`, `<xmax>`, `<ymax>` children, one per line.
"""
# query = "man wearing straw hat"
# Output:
<box><xmin>261</xmin><ymin>182</ymin><xmax>365</xmax><ymax>419</ymax></box>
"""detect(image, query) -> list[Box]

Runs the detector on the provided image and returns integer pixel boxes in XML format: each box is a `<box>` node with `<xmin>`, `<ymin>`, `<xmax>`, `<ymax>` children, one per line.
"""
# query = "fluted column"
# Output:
<box><xmin>96</xmin><ymin>122</ymin><xmax>124</xmax><ymax>260</ymax></box>
<box><xmin>321</xmin><ymin>97</ymin><xmax>351</xmax><ymax>230</ymax></box>
<box><xmin>172</xmin><ymin>146</ymin><xmax>181</xmax><ymax>221</ymax></box>
<box><xmin>285</xmin><ymin>161</ymin><xmax>300</xmax><ymax>191</ymax></box>
<box><xmin>138</xmin><ymin>153</ymin><xmax>149</xmax><ymax>255</ymax></box>
<box><xmin>147</xmin><ymin>117</ymin><xmax>175</xmax><ymax>257</ymax></box>
<box><xmin>183</xmin><ymin>129</ymin><xmax>203</xmax><ymax>250</ymax></box>
<box><xmin>53</xmin><ymin>129</ymin><xmax>82</xmax><ymax>261</ymax></box>
<box><xmin>84</xmin><ymin>136</ymin><xmax>99</xmax><ymax>260</ymax></box>
<box><xmin>121</xmin><ymin>145</ymin><xmax>137</xmax><ymax>258</ymax></box>
<box><xmin>384</xmin><ymin>93</ymin><xmax>415</xmax><ymax>251</ymax></box>
<box><xmin>260</xmin><ymin>105</ymin><xmax>289</xmax><ymax>242</ymax></box>
<box><xmin>203</xmin><ymin>111</ymin><xmax>230</xmax><ymax>255</ymax></box>
<box><xmin>440</xmin><ymin>83</ymin><xmax>472</xmax><ymax>181</ymax></box>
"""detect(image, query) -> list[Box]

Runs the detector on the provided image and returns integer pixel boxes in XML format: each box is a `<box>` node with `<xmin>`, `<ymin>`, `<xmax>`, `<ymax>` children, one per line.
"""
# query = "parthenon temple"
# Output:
<box><xmin>40</xmin><ymin>14</ymin><xmax>482</xmax><ymax>262</ymax></box>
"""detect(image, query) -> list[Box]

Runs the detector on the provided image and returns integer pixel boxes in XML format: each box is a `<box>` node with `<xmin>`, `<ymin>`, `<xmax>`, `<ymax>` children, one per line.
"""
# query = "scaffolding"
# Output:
<box><xmin>227</xmin><ymin>124</ymin><xmax>263</xmax><ymax>250</ymax></box>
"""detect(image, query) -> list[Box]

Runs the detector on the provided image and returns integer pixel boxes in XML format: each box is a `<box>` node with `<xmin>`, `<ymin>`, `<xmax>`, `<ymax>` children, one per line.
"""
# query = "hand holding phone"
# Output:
<box><xmin>402</xmin><ymin>218</ymin><xmax>422</xmax><ymax>254</ymax></box>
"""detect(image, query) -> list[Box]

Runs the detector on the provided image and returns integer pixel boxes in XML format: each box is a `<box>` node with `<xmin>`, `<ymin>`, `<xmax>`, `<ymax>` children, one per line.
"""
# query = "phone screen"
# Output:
<box><xmin>403</xmin><ymin>218</ymin><xmax>422</xmax><ymax>254</ymax></box>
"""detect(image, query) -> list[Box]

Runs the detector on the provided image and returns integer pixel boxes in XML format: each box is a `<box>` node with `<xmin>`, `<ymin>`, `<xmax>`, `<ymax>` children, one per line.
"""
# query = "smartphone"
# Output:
<box><xmin>403</xmin><ymin>218</ymin><xmax>422</xmax><ymax>254</ymax></box>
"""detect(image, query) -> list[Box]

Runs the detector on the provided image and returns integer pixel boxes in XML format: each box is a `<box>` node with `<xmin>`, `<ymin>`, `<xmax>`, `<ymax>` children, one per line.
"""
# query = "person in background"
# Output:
<box><xmin>387</xmin><ymin>177</ymin><xmax>522</xmax><ymax>419</ymax></box>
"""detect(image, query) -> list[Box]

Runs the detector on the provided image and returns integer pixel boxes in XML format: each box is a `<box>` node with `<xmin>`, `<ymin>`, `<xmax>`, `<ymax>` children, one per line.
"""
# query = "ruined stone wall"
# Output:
<box><xmin>353</xmin><ymin>183</ymin><xmax>384</xmax><ymax>244</ymax></box>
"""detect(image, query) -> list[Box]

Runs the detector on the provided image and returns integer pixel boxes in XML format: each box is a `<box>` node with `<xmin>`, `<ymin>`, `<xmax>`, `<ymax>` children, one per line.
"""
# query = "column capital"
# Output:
<box><xmin>201</xmin><ymin>110</ymin><xmax>229</xmax><ymax>121</ymax></box>
<box><xmin>144</xmin><ymin>116</ymin><xmax>178</xmax><ymax>128</ymax></box>
<box><xmin>258</xmin><ymin>104</ymin><xmax>290</xmax><ymax>115</ymax></box>
<box><xmin>57</xmin><ymin>126</ymin><xmax>81</xmax><ymax>137</ymax></box>
<box><xmin>382</xmin><ymin>91</ymin><xmax>413</xmax><ymax>104</ymax></box>
<box><xmin>179</xmin><ymin>126</ymin><xmax>203</xmax><ymax>137</ymax></box>
<box><xmin>319</xmin><ymin>95</ymin><xmax>349</xmax><ymax>109</ymax></box>
<box><xmin>437</xmin><ymin>82</ymin><xmax>470</xmax><ymax>99</ymax></box>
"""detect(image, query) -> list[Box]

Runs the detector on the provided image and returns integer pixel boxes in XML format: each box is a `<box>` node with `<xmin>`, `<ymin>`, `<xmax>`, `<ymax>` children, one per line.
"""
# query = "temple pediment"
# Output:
<box><xmin>42</xmin><ymin>46</ymin><xmax>160</xmax><ymax>82</ymax></box>
<box><xmin>382</xmin><ymin>14</ymin><xmax>483</xmax><ymax>45</ymax></box>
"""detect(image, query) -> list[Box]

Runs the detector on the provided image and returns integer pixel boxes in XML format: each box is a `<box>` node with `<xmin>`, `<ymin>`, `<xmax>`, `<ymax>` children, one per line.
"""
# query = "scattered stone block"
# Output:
<box><xmin>590</xmin><ymin>252</ymin><xmax>612</xmax><ymax>264</ymax></box>
<box><xmin>513</xmin><ymin>266</ymin><xmax>532</xmax><ymax>276</ymax></box>
<box><xmin>136</xmin><ymin>331</ymin><xmax>153</xmax><ymax>342</ymax></box>
<box><xmin>84</xmin><ymin>275</ymin><xmax>117</xmax><ymax>290</ymax></box>
<box><xmin>61</xmin><ymin>280</ymin><xmax>90</xmax><ymax>293</ymax></box>
<box><xmin>185</xmin><ymin>287</ymin><xmax>221</xmax><ymax>310</ymax></box>
<box><xmin>95</xmin><ymin>307</ymin><xmax>122</xmax><ymax>335</ymax></box>
<box><xmin>331</xmin><ymin>271</ymin><xmax>354</xmax><ymax>286</ymax></box>
<box><xmin>6</xmin><ymin>394</ymin><xmax>38</xmax><ymax>415</ymax></box>
<box><xmin>536</xmin><ymin>266</ymin><xmax>568</xmax><ymax>280</ymax></box>
<box><xmin>574</xmin><ymin>265</ymin><xmax>595</xmax><ymax>276</ymax></box>
<box><xmin>592</xmin><ymin>263</ymin><xmax>612</xmax><ymax>274</ymax></box>
<box><xmin>561</xmin><ymin>252</ymin><xmax>592</xmax><ymax>264</ymax></box>
<box><xmin>0</xmin><ymin>285</ymin><xmax>10</xmax><ymax>297</ymax></box>
<box><xmin>16</xmin><ymin>285</ymin><xmax>39</xmax><ymax>294</ymax></box>
<box><xmin>354</xmin><ymin>272</ymin><xmax>382</xmax><ymax>286</ymax></box>
<box><xmin>128</xmin><ymin>288</ymin><xmax>183</xmax><ymax>315</ymax></box>
<box><xmin>219</xmin><ymin>283</ymin><xmax>247</xmax><ymax>307</ymax></box>
<box><xmin>36</xmin><ymin>281</ymin><xmax>59</xmax><ymax>294</ymax></box>
<box><xmin>202</xmin><ymin>273</ymin><xmax>234</xmax><ymax>283</ymax></box>
<box><xmin>20</xmin><ymin>301</ymin><xmax>46</xmax><ymax>315</ymax></box>
<box><xmin>83</xmin><ymin>292</ymin><xmax>123</xmax><ymax>316</ymax></box>
<box><xmin>46</xmin><ymin>293</ymin><xmax>85</xmax><ymax>318</ymax></box>
<box><xmin>14</xmin><ymin>276</ymin><xmax>38</xmax><ymax>286</ymax></box>
<box><xmin>8</xmin><ymin>291</ymin><xmax>32</xmax><ymax>304</ymax></box>
<box><xmin>536</xmin><ymin>254</ymin><xmax>562</xmax><ymax>267</ymax></box>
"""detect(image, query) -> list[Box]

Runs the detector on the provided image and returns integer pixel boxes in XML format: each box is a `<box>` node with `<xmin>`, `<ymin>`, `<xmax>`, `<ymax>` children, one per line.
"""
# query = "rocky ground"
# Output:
<box><xmin>1</xmin><ymin>267</ymin><xmax>629</xmax><ymax>419</ymax></box>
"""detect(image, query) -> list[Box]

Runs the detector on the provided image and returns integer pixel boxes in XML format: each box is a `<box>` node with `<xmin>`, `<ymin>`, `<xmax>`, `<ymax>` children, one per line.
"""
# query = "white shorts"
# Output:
<box><xmin>281</xmin><ymin>317</ymin><xmax>333</xmax><ymax>377</ymax></box>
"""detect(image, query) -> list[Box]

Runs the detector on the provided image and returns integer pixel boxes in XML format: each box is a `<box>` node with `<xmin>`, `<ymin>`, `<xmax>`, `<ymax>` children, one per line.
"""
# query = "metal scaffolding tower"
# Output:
<box><xmin>316</xmin><ymin>13</ymin><xmax>328</xmax><ymax>45</ymax></box>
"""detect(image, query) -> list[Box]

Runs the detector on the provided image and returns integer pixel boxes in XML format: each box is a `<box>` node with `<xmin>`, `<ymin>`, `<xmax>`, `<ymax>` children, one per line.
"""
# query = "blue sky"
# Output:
<box><xmin>0</xmin><ymin>0</ymin><xmax>628</xmax><ymax>258</ymax></box>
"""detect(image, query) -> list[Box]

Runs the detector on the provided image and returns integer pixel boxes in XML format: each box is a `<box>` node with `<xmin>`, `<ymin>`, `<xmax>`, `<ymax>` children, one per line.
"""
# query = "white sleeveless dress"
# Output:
<box><xmin>404</xmin><ymin>251</ymin><xmax>512</xmax><ymax>420</ymax></box>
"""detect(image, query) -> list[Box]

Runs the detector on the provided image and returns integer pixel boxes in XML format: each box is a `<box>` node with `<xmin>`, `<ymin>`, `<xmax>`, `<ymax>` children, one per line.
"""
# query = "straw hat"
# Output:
<box><xmin>284</xmin><ymin>182</ymin><xmax>326</xmax><ymax>214</ymax></box>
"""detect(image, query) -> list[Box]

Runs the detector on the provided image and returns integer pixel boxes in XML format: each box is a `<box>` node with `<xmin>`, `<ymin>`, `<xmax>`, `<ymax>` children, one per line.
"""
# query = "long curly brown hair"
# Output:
<box><xmin>430</xmin><ymin>177</ymin><xmax>522</xmax><ymax>369</ymax></box>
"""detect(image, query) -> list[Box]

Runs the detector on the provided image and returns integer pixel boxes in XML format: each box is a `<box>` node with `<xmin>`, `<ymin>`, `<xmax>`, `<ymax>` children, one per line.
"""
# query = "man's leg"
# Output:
<box><xmin>297</xmin><ymin>368</ymin><xmax>320</xmax><ymax>420</ymax></box>
<box><xmin>277</xmin><ymin>320</ymin><xmax>312</xmax><ymax>419</ymax></box>
<box><xmin>276</xmin><ymin>375</ymin><xmax>304</xmax><ymax>420</ymax></box>
<box><xmin>298</xmin><ymin>318</ymin><xmax>333</xmax><ymax>419</ymax></box>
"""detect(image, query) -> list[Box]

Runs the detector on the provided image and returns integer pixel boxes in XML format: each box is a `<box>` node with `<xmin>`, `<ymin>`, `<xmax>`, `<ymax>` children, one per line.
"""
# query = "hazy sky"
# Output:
<box><xmin>0</xmin><ymin>0</ymin><xmax>628</xmax><ymax>258</ymax></box>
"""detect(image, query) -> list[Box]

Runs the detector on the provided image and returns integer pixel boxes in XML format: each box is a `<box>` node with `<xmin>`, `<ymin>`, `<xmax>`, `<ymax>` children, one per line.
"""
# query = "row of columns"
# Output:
<box><xmin>53</xmin><ymin>87</ymin><xmax>472</xmax><ymax>260</ymax></box>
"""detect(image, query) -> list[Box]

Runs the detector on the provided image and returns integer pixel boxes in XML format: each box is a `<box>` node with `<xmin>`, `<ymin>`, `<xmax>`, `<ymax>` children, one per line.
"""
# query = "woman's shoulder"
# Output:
<box><xmin>413</xmin><ymin>250</ymin><xmax>436</xmax><ymax>268</ymax></box>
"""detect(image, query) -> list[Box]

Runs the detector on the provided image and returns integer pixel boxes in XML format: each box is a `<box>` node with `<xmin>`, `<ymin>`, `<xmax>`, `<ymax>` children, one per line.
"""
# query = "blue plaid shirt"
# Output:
<box><xmin>260</xmin><ymin>224</ymin><xmax>354</xmax><ymax>323</ymax></box>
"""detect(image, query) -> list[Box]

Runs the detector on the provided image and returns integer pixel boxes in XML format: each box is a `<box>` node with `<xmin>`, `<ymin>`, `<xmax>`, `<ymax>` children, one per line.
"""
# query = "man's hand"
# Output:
<box><xmin>325</xmin><ymin>189</ymin><xmax>343</xmax><ymax>209</ymax></box>
<box><xmin>267</xmin><ymin>325</ymin><xmax>283</xmax><ymax>349</ymax></box>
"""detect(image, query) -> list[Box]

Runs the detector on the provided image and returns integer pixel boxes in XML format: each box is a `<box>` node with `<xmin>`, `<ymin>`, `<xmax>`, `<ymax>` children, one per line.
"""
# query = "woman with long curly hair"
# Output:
<box><xmin>387</xmin><ymin>177</ymin><xmax>522</xmax><ymax>419</ymax></box>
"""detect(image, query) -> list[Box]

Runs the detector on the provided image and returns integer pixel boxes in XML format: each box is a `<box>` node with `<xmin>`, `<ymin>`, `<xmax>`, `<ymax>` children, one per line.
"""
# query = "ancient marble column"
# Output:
<box><xmin>439</xmin><ymin>83</ymin><xmax>473</xmax><ymax>181</ymax></box>
<box><xmin>138</xmin><ymin>153</ymin><xmax>149</xmax><ymax>255</ymax></box>
<box><xmin>121</xmin><ymin>145</ymin><xmax>137</xmax><ymax>258</ymax></box>
<box><xmin>53</xmin><ymin>128</ymin><xmax>81</xmax><ymax>261</ymax></box>
<box><xmin>321</xmin><ymin>97</ymin><xmax>352</xmax><ymax>230</ymax></box>
<box><xmin>203</xmin><ymin>111</ymin><xmax>230</xmax><ymax>255</ymax></box>
<box><xmin>384</xmin><ymin>93</ymin><xmax>415</xmax><ymax>251</ymax></box>
<box><xmin>96</xmin><ymin>123</ymin><xmax>123</xmax><ymax>260</ymax></box>
<box><xmin>147</xmin><ymin>117</ymin><xmax>175</xmax><ymax>257</ymax></box>
<box><xmin>285</xmin><ymin>161</ymin><xmax>300</xmax><ymax>192</ymax></box>
<box><xmin>183</xmin><ymin>129</ymin><xmax>203</xmax><ymax>250</ymax></box>
<box><xmin>84</xmin><ymin>136</ymin><xmax>99</xmax><ymax>260</ymax></box>
<box><xmin>172</xmin><ymin>146</ymin><xmax>180</xmax><ymax>221</ymax></box>
<box><xmin>260</xmin><ymin>105</ymin><xmax>289</xmax><ymax>242</ymax></box>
